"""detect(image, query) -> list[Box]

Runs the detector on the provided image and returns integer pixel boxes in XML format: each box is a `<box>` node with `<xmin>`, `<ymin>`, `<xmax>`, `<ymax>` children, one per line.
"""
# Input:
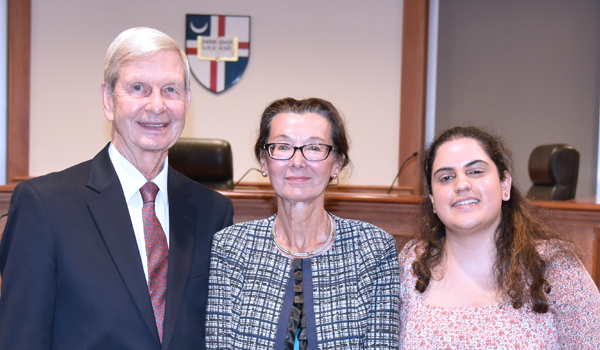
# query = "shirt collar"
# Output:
<box><xmin>108</xmin><ymin>142</ymin><xmax>169</xmax><ymax>203</ymax></box>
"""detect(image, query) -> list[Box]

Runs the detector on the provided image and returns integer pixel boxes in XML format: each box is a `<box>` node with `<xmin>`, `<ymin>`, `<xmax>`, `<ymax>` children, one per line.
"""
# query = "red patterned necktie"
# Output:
<box><xmin>140</xmin><ymin>181</ymin><xmax>169</xmax><ymax>343</ymax></box>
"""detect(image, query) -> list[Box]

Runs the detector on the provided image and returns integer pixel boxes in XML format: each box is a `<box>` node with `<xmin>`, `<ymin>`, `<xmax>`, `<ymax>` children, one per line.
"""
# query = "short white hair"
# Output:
<box><xmin>104</xmin><ymin>27</ymin><xmax>190</xmax><ymax>93</ymax></box>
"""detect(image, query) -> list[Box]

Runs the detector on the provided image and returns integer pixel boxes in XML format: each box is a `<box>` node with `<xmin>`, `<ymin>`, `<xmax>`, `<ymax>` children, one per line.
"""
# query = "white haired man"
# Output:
<box><xmin>0</xmin><ymin>27</ymin><xmax>233</xmax><ymax>349</ymax></box>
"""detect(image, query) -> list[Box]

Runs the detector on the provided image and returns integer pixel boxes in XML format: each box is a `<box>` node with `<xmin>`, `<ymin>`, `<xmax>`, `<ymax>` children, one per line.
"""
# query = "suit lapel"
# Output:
<box><xmin>86</xmin><ymin>145</ymin><xmax>161</xmax><ymax>346</ymax></box>
<box><xmin>161</xmin><ymin>168</ymin><xmax>197</xmax><ymax>350</ymax></box>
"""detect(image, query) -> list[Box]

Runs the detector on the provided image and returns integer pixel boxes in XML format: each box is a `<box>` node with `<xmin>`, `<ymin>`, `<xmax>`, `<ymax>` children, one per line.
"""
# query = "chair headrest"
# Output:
<box><xmin>169</xmin><ymin>138</ymin><xmax>234</xmax><ymax>190</ymax></box>
<box><xmin>528</xmin><ymin>144</ymin><xmax>579</xmax><ymax>186</ymax></box>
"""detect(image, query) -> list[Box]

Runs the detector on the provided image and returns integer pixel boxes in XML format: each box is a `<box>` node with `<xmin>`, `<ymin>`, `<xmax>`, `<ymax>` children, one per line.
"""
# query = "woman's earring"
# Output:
<box><xmin>261</xmin><ymin>170</ymin><xmax>268</xmax><ymax>177</ymax></box>
<box><xmin>329</xmin><ymin>173</ymin><xmax>339</xmax><ymax>186</ymax></box>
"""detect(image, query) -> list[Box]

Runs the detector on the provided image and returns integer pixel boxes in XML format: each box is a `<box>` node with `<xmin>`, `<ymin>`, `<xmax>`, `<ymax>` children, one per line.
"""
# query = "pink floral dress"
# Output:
<box><xmin>399</xmin><ymin>242</ymin><xmax>600</xmax><ymax>349</ymax></box>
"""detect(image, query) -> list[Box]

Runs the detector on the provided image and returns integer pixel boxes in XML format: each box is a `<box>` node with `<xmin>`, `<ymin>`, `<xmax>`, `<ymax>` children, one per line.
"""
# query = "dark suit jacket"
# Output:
<box><xmin>0</xmin><ymin>144</ymin><xmax>234</xmax><ymax>349</ymax></box>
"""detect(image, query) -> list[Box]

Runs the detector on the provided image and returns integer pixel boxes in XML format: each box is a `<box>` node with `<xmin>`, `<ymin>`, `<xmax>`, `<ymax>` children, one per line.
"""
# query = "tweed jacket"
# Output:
<box><xmin>206</xmin><ymin>213</ymin><xmax>400</xmax><ymax>350</ymax></box>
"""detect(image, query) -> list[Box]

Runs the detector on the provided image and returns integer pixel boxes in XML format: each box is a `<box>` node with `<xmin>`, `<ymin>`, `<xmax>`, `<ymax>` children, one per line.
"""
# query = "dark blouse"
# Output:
<box><xmin>274</xmin><ymin>258</ymin><xmax>318</xmax><ymax>350</ymax></box>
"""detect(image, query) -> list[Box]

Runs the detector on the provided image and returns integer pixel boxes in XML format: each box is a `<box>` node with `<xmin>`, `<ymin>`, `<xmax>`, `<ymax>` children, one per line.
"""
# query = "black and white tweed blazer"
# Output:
<box><xmin>206</xmin><ymin>213</ymin><xmax>400</xmax><ymax>350</ymax></box>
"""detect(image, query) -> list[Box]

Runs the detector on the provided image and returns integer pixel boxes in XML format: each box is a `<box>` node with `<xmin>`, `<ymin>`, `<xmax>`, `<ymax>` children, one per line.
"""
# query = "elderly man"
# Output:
<box><xmin>0</xmin><ymin>27</ymin><xmax>233</xmax><ymax>349</ymax></box>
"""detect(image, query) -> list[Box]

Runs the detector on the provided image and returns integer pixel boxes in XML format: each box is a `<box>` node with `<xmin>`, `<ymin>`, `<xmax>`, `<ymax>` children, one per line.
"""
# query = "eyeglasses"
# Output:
<box><xmin>263</xmin><ymin>143</ymin><xmax>337</xmax><ymax>161</ymax></box>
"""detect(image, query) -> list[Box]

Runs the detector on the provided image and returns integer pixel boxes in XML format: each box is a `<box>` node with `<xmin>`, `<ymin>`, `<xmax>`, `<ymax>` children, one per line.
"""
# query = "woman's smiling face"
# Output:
<box><xmin>429</xmin><ymin>137</ymin><xmax>512</xmax><ymax>237</ymax></box>
<box><xmin>261</xmin><ymin>112</ymin><xmax>342</xmax><ymax>205</ymax></box>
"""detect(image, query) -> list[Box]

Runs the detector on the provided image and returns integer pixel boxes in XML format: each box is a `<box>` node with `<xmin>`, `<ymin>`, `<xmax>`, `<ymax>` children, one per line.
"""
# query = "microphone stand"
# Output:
<box><xmin>386</xmin><ymin>152</ymin><xmax>418</xmax><ymax>194</ymax></box>
<box><xmin>233</xmin><ymin>168</ymin><xmax>262</xmax><ymax>188</ymax></box>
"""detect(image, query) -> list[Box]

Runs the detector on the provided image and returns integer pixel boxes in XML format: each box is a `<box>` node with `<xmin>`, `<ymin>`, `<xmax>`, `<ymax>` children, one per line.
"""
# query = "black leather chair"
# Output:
<box><xmin>169</xmin><ymin>138</ymin><xmax>234</xmax><ymax>190</ymax></box>
<box><xmin>527</xmin><ymin>144</ymin><xmax>579</xmax><ymax>201</ymax></box>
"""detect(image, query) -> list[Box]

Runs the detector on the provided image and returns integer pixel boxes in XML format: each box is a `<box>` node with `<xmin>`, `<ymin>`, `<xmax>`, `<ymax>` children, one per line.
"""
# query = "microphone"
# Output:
<box><xmin>233</xmin><ymin>168</ymin><xmax>262</xmax><ymax>188</ymax></box>
<box><xmin>386</xmin><ymin>152</ymin><xmax>418</xmax><ymax>194</ymax></box>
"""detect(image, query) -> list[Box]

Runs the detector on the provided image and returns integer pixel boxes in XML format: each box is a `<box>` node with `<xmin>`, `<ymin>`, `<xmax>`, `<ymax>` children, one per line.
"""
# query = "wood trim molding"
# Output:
<box><xmin>234</xmin><ymin>182</ymin><xmax>413</xmax><ymax>196</ymax></box>
<box><xmin>398</xmin><ymin>0</ymin><xmax>429</xmax><ymax>196</ymax></box>
<box><xmin>7</xmin><ymin>0</ymin><xmax>31</xmax><ymax>184</ymax></box>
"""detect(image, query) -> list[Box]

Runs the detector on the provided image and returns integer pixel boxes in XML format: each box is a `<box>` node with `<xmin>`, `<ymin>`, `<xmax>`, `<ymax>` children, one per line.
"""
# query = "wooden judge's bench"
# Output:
<box><xmin>222</xmin><ymin>183</ymin><xmax>600</xmax><ymax>289</ymax></box>
<box><xmin>0</xmin><ymin>183</ymin><xmax>598</xmax><ymax>289</ymax></box>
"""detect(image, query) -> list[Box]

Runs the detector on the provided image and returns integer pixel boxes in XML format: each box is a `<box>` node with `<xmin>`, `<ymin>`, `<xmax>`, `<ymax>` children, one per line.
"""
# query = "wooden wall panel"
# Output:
<box><xmin>398</xmin><ymin>0</ymin><xmax>429</xmax><ymax>196</ymax></box>
<box><xmin>7</xmin><ymin>0</ymin><xmax>31</xmax><ymax>183</ymax></box>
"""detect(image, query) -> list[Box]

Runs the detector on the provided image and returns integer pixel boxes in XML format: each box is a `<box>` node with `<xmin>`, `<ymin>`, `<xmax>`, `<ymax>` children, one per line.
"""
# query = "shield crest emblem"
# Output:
<box><xmin>185</xmin><ymin>14</ymin><xmax>251</xmax><ymax>94</ymax></box>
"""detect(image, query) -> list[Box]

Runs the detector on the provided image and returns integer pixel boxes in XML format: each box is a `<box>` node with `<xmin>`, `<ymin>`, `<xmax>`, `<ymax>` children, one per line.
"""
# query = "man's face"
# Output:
<box><xmin>101</xmin><ymin>50</ymin><xmax>190</xmax><ymax>162</ymax></box>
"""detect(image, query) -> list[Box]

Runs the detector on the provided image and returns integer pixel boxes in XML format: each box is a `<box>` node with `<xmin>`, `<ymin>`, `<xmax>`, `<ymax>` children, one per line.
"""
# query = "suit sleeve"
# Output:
<box><xmin>364</xmin><ymin>229</ymin><xmax>400</xmax><ymax>349</ymax></box>
<box><xmin>221</xmin><ymin>197</ymin><xmax>234</xmax><ymax>229</ymax></box>
<box><xmin>0</xmin><ymin>182</ymin><xmax>56</xmax><ymax>349</ymax></box>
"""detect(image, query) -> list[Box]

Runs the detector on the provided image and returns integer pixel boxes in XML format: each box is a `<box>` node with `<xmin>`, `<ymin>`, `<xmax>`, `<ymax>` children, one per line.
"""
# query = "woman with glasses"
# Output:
<box><xmin>206</xmin><ymin>97</ymin><xmax>400</xmax><ymax>350</ymax></box>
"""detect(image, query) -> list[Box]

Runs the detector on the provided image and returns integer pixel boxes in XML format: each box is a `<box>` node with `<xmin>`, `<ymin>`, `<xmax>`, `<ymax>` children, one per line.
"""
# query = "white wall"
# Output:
<box><xmin>30</xmin><ymin>0</ymin><xmax>403</xmax><ymax>186</ymax></box>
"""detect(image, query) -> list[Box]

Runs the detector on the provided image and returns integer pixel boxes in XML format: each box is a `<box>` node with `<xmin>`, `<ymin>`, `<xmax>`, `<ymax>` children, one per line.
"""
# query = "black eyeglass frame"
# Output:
<box><xmin>263</xmin><ymin>143</ymin><xmax>337</xmax><ymax>161</ymax></box>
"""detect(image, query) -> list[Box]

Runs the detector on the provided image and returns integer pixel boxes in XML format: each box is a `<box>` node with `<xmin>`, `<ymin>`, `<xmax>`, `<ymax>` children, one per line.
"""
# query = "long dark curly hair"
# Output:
<box><xmin>412</xmin><ymin>126</ymin><xmax>575</xmax><ymax>313</ymax></box>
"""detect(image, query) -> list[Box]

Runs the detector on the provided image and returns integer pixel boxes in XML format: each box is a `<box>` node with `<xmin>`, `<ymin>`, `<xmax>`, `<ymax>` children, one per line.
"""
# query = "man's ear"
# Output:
<box><xmin>185</xmin><ymin>89</ymin><xmax>192</xmax><ymax>111</ymax></box>
<box><xmin>100</xmin><ymin>83</ymin><xmax>115</xmax><ymax>122</ymax></box>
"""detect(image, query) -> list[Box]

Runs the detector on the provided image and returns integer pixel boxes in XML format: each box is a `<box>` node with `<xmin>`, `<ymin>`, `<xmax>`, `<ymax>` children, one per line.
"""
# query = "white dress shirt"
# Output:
<box><xmin>108</xmin><ymin>143</ymin><xmax>170</xmax><ymax>283</ymax></box>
